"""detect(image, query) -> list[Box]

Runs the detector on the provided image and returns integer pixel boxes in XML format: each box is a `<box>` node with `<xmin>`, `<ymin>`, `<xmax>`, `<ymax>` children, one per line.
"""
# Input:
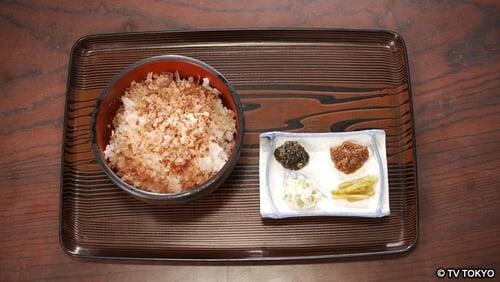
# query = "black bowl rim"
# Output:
<box><xmin>90</xmin><ymin>54</ymin><xmax>245</xmax><ymax>202</ymax></box>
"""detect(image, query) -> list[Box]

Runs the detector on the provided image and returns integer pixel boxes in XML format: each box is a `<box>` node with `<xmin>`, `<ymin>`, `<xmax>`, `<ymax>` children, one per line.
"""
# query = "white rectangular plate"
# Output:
<box><xmin>259</xmin><ymin>130</ymin><xmax>390</xmax><ymax>219</ymax></box>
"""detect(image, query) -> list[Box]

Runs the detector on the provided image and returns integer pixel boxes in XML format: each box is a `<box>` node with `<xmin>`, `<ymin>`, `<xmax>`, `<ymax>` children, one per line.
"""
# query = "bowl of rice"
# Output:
<box><xmin>91</xmin><ymin>55</ymin><xmax>244</xmax><ymax>204</ymax></box>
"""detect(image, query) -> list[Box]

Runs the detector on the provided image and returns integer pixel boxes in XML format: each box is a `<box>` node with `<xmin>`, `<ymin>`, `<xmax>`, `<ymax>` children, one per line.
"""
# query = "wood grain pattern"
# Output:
<box><xmin>0</xmin><ymin>0</ymin><xmax>499</xmax><ymax>281</ymax></box>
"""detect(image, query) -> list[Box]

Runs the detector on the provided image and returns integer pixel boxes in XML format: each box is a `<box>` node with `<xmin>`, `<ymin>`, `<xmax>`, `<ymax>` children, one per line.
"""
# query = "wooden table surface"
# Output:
<box><xmin>1</xmin><ymin>0</ymin><xmax>499</xmax><ymax>281</ymax></box>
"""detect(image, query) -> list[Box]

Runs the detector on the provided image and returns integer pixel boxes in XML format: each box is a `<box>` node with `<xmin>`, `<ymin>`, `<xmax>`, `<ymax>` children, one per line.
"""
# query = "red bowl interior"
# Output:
<box><xmin>95</xmin><ymin>58</ymin><xmax>240</xmax><ymax>153</ymax></box>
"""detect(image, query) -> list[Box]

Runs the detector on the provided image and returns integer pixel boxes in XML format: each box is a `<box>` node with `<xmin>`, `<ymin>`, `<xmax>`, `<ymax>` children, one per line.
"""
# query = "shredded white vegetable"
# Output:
<box><xmin>283</xmin><ymin>175</ymin><xmax>320</xmax><ymax>210</ymax></box>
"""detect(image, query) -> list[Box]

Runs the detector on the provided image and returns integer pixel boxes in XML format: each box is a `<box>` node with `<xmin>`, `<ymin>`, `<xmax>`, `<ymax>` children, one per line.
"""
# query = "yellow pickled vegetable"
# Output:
<box><xmin>331</xmin><ymin>175</ymin><xmax>378</xmax><ymax>202</ymax></box>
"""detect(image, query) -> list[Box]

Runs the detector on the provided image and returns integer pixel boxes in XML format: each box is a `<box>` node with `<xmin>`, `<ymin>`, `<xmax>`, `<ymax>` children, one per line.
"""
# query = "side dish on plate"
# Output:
<box><xmin>331</xmin><ymin>175</ymin><xmax>379</xmax><ymax>202</ymax></box>
<box><xmin>330</xmin><ymin>141</ymin><xmax>369</xmax><ymax>174</ymax></box>
<box><xmin>274</xmin><ymin>141</ymin><xmax>310</xmax><ymax>170</ymax></box>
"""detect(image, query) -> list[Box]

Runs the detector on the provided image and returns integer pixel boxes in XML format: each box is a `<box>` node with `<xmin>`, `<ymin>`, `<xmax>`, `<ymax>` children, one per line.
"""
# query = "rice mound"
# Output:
<box><xmin>104</xmin><ymin>72</ymin><xmax>237</xmax><ymax>193</ymax></box>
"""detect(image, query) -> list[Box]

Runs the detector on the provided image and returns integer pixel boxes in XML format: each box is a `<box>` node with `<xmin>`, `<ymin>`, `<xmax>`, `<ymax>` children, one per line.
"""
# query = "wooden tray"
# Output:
<box><xmin>60</xmin><ymin>29</ymin><xmax>418</xmax><ymax>262</ymax></box>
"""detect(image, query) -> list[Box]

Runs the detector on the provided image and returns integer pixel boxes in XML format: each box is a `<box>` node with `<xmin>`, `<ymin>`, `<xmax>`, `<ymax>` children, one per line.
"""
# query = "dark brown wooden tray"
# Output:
<box><xmin>60</xmin><ymin>29</ymin><xmax>418</xmax><ymax>262</ymax></box>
